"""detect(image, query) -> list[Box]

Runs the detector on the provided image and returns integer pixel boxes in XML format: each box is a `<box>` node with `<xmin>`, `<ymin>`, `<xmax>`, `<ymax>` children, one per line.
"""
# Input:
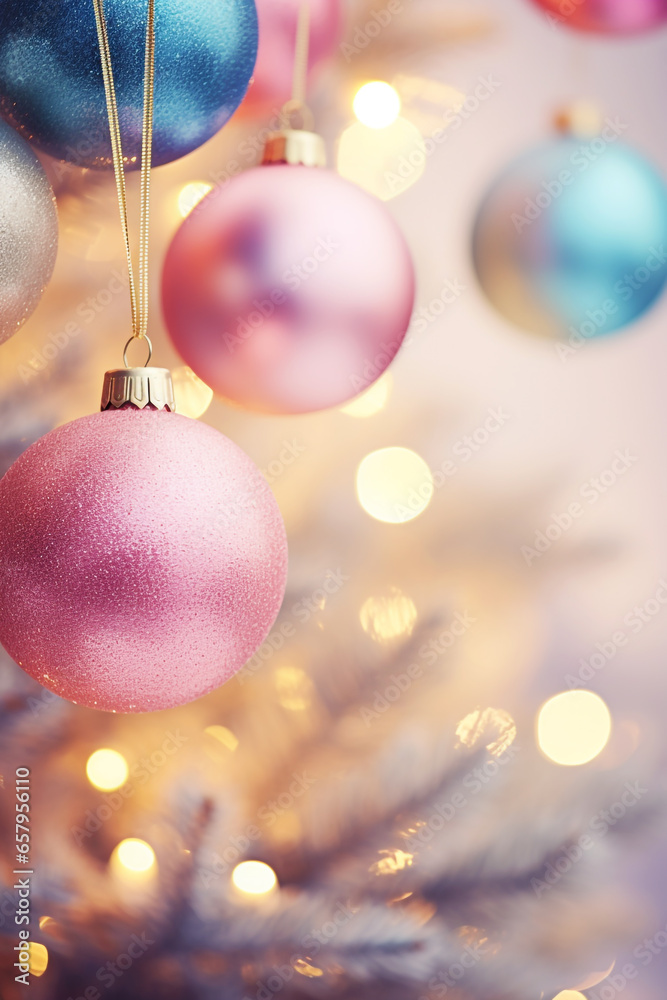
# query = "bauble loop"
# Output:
<box><xmin>240</xmin><ymin>0</ymin><xmax>342</xmax><ymax>116</ymax></box>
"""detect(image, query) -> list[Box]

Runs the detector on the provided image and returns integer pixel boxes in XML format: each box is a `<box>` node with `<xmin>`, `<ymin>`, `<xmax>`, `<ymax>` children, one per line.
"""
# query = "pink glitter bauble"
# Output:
<box><xmin>241</xmin><ymin>0</ymin><xmax>342</xmax><ymax>116</ymax></box>
<box><xmin>0</xmin><ymin>409</ymin><xmax>288</xmax><ymax>713</ymax></box>
<box><xmin>529</xmin><ymin>0</ymin><xmax>667</xmax><ymax>34</ymax></box>
<box><xmin>162</xmin><ymin>165</ymin><xmax>415</xmax><ymax>414</ymax></box>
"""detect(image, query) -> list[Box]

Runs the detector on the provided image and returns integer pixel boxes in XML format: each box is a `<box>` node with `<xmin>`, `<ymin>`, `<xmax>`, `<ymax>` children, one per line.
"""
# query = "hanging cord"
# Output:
<box><xmin>92</xmin><ymin>0</ymin><xmax>155</xmax><ymax>360</ymax></box>
<box><xmin>138</xmin><ymin>0</ymin><xmax>155</xmax><ymax>342</ymax></box>
<box><xmin>282</xmin><ymin>2</ymin><xmax>313</xmax><ymax>131</ymax></box>
<box><xmin>291</xmin><ymin>2</ymin><xmax>310</xmax><ymax>109</ymax></box>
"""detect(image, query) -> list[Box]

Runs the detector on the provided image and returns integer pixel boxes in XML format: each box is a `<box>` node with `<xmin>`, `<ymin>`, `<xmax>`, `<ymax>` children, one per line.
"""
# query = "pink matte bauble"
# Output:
<box><xmin>529</xmin><ymin>0</ymin><xmax>667</xmax><ymax>34</ymax></box>
<box><xmin>162</xmin><ymin>165</ymin><xmax>415</xmax><ymax>414</ymax></box>
<box><xmin>241</xmin><ymin>0</ymin><xmax>342</xmax><ymax>116</ymax></box>
<box><xmin>0</xmin><ymin>409</ymin><xmax>288</xmax><ymax>713</ymax></box>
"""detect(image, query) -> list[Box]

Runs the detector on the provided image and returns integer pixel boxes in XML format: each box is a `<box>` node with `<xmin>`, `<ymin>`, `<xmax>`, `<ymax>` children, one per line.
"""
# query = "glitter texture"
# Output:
<box><xmin>0</xmin><ymin>117</ymin><xmax>57</xmax><ymax>344</ymax></box>
<box><xmin>162</xmin><ymin>165</ymin><xmax>416</xmax><ymax>414</ymax></box>
<box><xmin>0</xmin><ymin>0</ymin><xmax>258</xmax><ymax>169</ymax></box>
<box><xmin>0</xmin><ymin>409</ymin><xmax>288</xmax><ymax>713</ymax></box>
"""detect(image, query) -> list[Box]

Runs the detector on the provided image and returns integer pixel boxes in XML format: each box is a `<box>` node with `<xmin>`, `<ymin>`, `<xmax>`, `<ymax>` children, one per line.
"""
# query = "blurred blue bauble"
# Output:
<box><xmin>473</xmin><ymin>134</ymin><xmax>667</xmax><ymax>340</ymax></box>
<box><xmin>0</xmin><ymin>0</ymin><xmax>258</xmax><ymax>169</ymax></box>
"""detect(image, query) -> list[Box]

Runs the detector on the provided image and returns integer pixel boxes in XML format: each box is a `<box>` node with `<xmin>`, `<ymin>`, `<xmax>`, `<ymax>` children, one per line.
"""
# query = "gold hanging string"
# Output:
<box><xmin>92</xmin><ymin>0</ymin><xmax>155</xmax><ymax>356</ymax></box>
<box><xmin>282</xmin><ymin>2</ymin><xmax>313</xmax><ymax>131</ymax></box>
<box><xmin>139</xmin><ymin>0</ymin><xmax>155</xmax><ymax>342</ymax></box>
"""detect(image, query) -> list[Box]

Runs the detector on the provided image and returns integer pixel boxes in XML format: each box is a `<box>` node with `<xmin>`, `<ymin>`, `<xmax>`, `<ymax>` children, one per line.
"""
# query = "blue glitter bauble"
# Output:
<box><xmin>0</xmin><ymin>0</ymin><xmax>258</xmax><ymax>169</ymax></box>
<box><xmin>473</xmin><ymin>135</ymin><xmax>667</xmax><ymax>339</ymax></box>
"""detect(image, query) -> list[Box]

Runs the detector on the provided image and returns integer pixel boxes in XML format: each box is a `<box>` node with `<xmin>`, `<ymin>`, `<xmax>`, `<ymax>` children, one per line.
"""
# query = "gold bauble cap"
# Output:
<box><xmin>262</xmin><ymin>129</ymin><xmax>327</xmax><ymax>168</ymax></box>
<box><xmin>101</xmin><ymin>367</ymin><xmax>175</xmax><ymax>412</ymax></box>
<box><xmin>553</xmin><ymin>101</ymin><xmax>604</xmax><ymax>138</ymax></box>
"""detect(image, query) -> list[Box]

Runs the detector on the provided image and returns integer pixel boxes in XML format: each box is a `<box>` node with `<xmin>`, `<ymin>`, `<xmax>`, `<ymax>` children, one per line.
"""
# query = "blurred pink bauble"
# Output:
<box><xmin>0</xmin><ymin>409</ymin><xmax>288</xmax><ymax>713</ymax></box>
<box><xmin>162</xmin><ymin>165</ymin><xmax>415</xmax><ymax>414</ymax></box>
<box><xmin>241</xmin><ymin>0</ymin><xmax>342</xmax><ymax>116</ymax></box>
<box><xmin>530</xmin><ymin>0</ymin><xmax>667</xmax><ymax>34</ymax></box>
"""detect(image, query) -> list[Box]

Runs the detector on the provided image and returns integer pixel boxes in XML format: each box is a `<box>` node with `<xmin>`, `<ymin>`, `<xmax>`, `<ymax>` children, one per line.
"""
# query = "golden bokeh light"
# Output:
<box><xmin>231</xmin><ymin>860</ymin><xmax>278</xmax><ymax>896</ymax></box>
<box><xmin>85</xmin><ymin>748</ymin><xmax>129</xmax><ymax>791</ymax></box>
<box><xmin>37</xmin><ymin>916</ymin><xmax>67</xmax><ymax>945</ymax></box>
<box><xmin>111</xmin><ymin>838</ymin><xmax>156</xmax><ymax>874</ymax></box>
<box><xmin>356</xmin><ymin>447</ymin><xmax>433</xmax><ymax>523</ymax></box>
<box><xmin>274</xmin><ymin>665</ymin><xmax>313</xmax><ymax>711</ymax></box>
<box><xmin>29</xmin><ymin>942</ymin><xmax>49</xmax><ymax>977</ymax></box>
<box><xmin>552</xmin><ymin>993</ymin><xmax>587</xmax><ymax>1000</ymax></box>
<box><xmin>341</xmin><ymin>372</ymin><xmax>393</xmax><ymax>417</ymax></box>
<box><xmin>537</xmin><ymin>691</ymin><xmax>612</xmax><ymax>766</ymax></box>
<box><xmin>178</xmin><ymin>181</ymin><xmax>213</xmax><ymax>217</ymax></box>
<box><xmin>393</xmin><ymin>74</ymin><xmax>466</xmax><ymax>112</ymax></box>
<box><xmin>360</xmin><ymin>587</ymin><xmax>417</xmax><ymax>643</ymax></box>
<box><xmin>293</xmin><ymin>958</ymin><xmax>324</xmax><ymax>977</ymax></box>
<box><xmin>455</xmin><ymin>707</ymin><xmax>517</xmax><ymax>758</ymax></box>
<box><xmin>172</xmin><ymin>366</ymin><xmax>214</xmax><ymax>419</ymax></box>
<box><xmin>337</xmin><ymin>117</ymin><xmax>426</xmax><ymax>201</ymax></box>
<box><xmin>353</xmin><ymin>81</ymin><xmax>401</xmax><ymax>129</ymax></box>
<box><xmin>204</xmin><ymin>725</ymin><xmax>239</xmax><ymax>752</ymax></box>
<box><xmin>370</xmin><ymin>849</ymin><xmax>414</xmax><ymax>875</ymax></box>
